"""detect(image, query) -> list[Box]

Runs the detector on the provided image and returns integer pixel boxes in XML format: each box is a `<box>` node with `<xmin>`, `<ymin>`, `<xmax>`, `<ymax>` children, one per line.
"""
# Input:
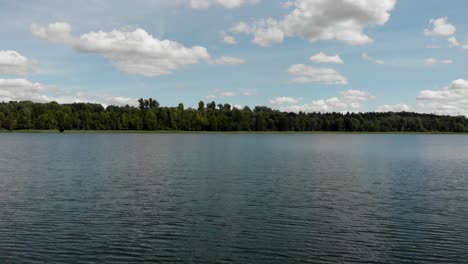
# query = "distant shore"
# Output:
<box><xmin>1</xmin><ymin>129</ymin><xmax>466</xmax><ymax>135</ymax></box>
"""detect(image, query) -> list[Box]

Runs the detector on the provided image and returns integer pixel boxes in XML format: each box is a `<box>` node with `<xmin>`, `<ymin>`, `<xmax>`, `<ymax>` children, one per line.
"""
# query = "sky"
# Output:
<box><xmin>1</xmin><ymin>0</ymin><xmax>468</xmax><ymax>115</ymax></box>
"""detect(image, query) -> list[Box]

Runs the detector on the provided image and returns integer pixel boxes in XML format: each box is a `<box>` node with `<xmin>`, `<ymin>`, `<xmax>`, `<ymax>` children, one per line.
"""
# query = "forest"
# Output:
<box><xmin>0</xmin><ymin>98</ymin><xmax>467</xmax><ymax>133</ymax></box>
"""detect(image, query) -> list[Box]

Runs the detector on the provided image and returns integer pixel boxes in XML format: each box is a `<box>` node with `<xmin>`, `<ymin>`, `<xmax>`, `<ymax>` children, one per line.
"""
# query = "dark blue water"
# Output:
<box><xmin>0</xmin><ymin>133</ymin><xmax>467</xmax><ymax>263</ymax></box>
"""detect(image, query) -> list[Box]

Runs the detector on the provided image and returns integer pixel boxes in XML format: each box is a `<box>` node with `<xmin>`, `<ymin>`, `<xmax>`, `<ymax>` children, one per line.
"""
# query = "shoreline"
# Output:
<box><xmin>0</xmin><ymin>130</ymin><xmax>467</xmax><ymax>135</ymax></box>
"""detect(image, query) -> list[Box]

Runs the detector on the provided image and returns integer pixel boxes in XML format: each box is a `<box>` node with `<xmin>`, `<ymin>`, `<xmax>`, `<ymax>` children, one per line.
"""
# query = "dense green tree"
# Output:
<box><xmin>1</xmin><ymin>100</ymin><xmax>468</xmax><ymax>133</ymax></box>
<box><xmin>198</xmin><ymin>101</ymin><xmax>205</xmax><ymax>112</ymax></box>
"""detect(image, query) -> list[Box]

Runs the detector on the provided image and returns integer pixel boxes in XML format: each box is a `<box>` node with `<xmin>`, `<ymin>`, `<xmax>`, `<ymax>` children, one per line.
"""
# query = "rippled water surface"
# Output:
<box><xmin>1</xmin><ymin>133</ymin><xmax>468</xmax><ymax>263</ymax></box>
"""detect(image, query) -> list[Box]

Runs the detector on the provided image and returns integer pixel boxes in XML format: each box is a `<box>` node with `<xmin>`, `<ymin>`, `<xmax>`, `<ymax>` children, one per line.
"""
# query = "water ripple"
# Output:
<box><xmin>0</xmin><ymin>134</ymin><xmax>467</xmax><ymax>263</ymax></box>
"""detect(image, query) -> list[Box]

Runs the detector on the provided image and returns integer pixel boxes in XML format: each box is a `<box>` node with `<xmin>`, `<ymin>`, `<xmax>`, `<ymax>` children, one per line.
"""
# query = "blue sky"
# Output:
<box><xmin>1</xmin><ymin>0</ymin><xmax>468</xmax><ymax>115</ymax></box>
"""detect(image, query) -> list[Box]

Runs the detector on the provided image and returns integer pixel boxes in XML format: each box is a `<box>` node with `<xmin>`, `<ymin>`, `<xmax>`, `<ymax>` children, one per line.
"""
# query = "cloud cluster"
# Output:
<box><xmin>31</xmin><ymin>22</ymin><xmax>73</xmax><ymax>44</ymax></box>
<box><xmin>424</xmin><ymin>17</ymin><xmax>456</xmax><ymax>37</ymax></box>
<box><xmin>232</xmin><ymin>19</ymin><xmax>285</xmax><ymax>47</ymax></box>
<box><xmin>77</xmin><ymin>29</ymin><xmax>210</xmax><ymax>76</ymax></box>
<box><xmin>280</xmin><ymin>90</ymin><xmax>373</xmax><ymax>113</ymax></box>
<box><xmin>0</xmin><ymin>50</ymin><xmax>37</xmax><ymax>75</ymax></box>
<box><xmin>422</xmin><ymin>17</ymin><xmax>468</xmax><ymax>50</ymax></box>
<box><xmin>309</xmin><ymin>52</ymin><xmax>343</xmax><ymax>64</ymax></box>
<box><xmin>417</xmin><ymin>79</ymin><xmax>468</xmax><ymax>116</ymax></box>
<box><xmin>190</xmin><ymin>0</ymin><xmax>260</xmax><ymax>10</ymax></box>
<box><xmin>232</xmin><ymin>0</ymin><xmax>396</xmax><ymax>47</ymax></box>
<box><xmin>0</xmin><ymin>78</ymin><xmax>136</xmax><ymax>106</ymax></box>
<box><xmin>288</xmin><ymin>64</ymin><xmax>348</xmax><ymax>85</ymax></box>
<box><xmin>0</xmin><ymin>79</ymin><xmax>56</xmax><ymax>103</ymax></box>
<box><xmin>447</xmin><ymin>37</ymin><xmax>468</xmax><ymax>49</ymax></box>
<box><xmin>423</xmin><ymin>58</ymin><xmax>453</xmax><ymax>66</ymax></box>
<box><xmin>209</xmin><ymin>56</ymin><xmax>245</xmax><ymax>65</ymax></box>
<box><xmin>448</xmin><ymin>37</ymin><xmax>460</xmax><ymax>47</ymax></box>
<box><xmin>269</xmin><ymin>96</ymin><xmax>301</xmax><ymax>105</ymax></box>
<box><xmin>31</xmin><ymin>22</ymin><xmax>234</xmax><ymax>77</ymax></box>
<box><xmin>206</xmin><ymin>89</ymin><xmax>256</xmax><ymax>99</ymax></box>
<box><xmin>376</xmin><ymin>103</ymin><xmax>411</xmax><ymax>112</ymax></box>
<box><xmin>221</xmin><ymin>32</ymin><xmax>237</xmax><ymax>44</ymax></box>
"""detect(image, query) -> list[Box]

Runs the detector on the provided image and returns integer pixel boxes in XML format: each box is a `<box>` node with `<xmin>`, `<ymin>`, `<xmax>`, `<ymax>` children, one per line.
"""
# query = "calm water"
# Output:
<box><xmin>0</xmin><ymin>133</ymin><xmax>467</xmax><ymax>263</ymax></box>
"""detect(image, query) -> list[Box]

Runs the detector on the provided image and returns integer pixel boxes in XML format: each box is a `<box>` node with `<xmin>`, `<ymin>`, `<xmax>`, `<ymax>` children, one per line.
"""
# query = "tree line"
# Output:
<box><xmin>0</xmin><ymin>98</ymin><xmax>467</xmax><ymax>132</ymax></box>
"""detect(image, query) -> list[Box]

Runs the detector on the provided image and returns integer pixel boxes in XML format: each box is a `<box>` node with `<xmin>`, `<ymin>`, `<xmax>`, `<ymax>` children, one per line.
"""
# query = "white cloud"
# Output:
<box><xmin>242</xmin><ymin>89</ymin><xmax>257</xmax><ymax>96</ymax></box>
<box><xmin>31</xmin><ymin>22</ymin><xmax>222</xmax><ymax>77</ymax></box>
<box><xmin>221</xmin><ymin>32</ymin><xmax>237</xmax><ymax>45</ymax></box>
<box><xmin>448</xmin><ymin>37</ymin><xmax>460</xmax><ymax>47</ymax></box>
<box><xmin>206</xmin><ymin>89</ymin><xmax>255</xmax><ymax>99</ymax></box>
<box><xmin>232</xmin><ymin>0</ymin><xmax>396</xmax><ymax>47</ymax></box>
<box><xmin>424</xmin><ymin>17</ymin><xmax>456</xmax><ymax>37</ymax></box>
<box><xmin>0</xmin><ymin>79</ymin><xmax>57</xmax><ymax>103</ymax></box>
<box><xmin>424</xmin><ymin>58</ymin><xmax>437</xmax><ymax>66</ymax></box>
<box><xmin>209</xmin><ymin>56</ymin><xmax>245</xmax><ymax>65</ymax></box>
<box><xmin>206</xmin><ymin>91</ymin><xmax>235</xmax><ymax>99</ymax></box>
<box><xmin>0</xmin><ymin>78</ymin><xmax>135</xmax><ymax>106</ymax></box>
<box><xmin>190</xmin><ymin>0</ymin><xmax>260</xmax><ymax>10</ymax></box>
<box><xmin>417</xmin><ymin>79</ymin><xmax>468</xmax><ymax>116</ymax></box>
<box><xmin>447</xmin><ymin>37</ymin><xmax>468</xmax><ymax>49</ymax></box>
<box><xmin>0</xmin><ymin>50</ymin><xmax>37</xmax><ymax>75</ymax></box>
<box><xmin>30</xmin><ymin>22</ymin><xmax>73</xmax><ymax>44</ymax></box>
<box><xmin>269</xmin><ymin>96</ymin><xmax>301</xmax><ymax>105</ymax></box>
<box><xmin>424</xmin><ymin>58</ymin><xmax>453</xmax><ymax>66</ymax></box>
<box><xmin>341</xmin><ymin>89</ymin><xmax>375</xmax><ymax>102</ymax></box>
<box><xmin>288</xmin><ymin>64</ymin><xmax>348</xmax><ymax>85</ymax></box>
<box><xmin>232</xmin><ymin>19</ymin><xmax>284</xmax><ymax>47</ymax></box>
<box><xmin>376</xmin><ymin>103</ymin><xmax>411</xmax><ymax>112</ymax></box>
<box><xmin>76</xmin><ymin>29</ymin><xmax>210</xmax><ymax>77</ymax></box>
<box><xmin>280</xmin><ymin>90</ymin><xmax>373</xmax><ymax>113</ymax></box>
<box><xmin>362</xmin><ymin>53</ymin><xmax>385</xmax><ymax>65</ymax></box>
<box><xmin>71</xmin><ymin>92</ymin><xmax>137</xmax><ymax>106</ymax></box>
<box><xmin>309</xmin><ymin>52</ymin><xmax>343</xmax><ymax>64</ymax></box>
<box><xmin>281</xmin><ymin>1</ymin><xmax>295</xmax><ymax>8</ymax></box>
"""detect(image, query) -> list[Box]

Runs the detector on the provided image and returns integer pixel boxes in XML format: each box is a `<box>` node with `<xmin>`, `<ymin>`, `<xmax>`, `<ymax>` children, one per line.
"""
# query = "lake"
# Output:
<box><xmin>0</xmin><ymin>133</ymin><xmax>467</xmax><ymax>263</ymax></box>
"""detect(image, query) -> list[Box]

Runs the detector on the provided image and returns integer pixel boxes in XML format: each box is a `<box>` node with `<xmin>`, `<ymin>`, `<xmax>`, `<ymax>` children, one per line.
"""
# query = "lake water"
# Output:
<box><xmin>0</xmin><ymin>133</ymin><xmax>467</xmax><ymax>263</ymax></box>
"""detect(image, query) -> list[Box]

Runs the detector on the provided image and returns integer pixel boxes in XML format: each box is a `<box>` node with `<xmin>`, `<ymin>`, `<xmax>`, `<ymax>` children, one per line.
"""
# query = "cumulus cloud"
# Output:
<box><xmin>76</xmin><ymin>28</ymin><xmax>210</xmax><ymax>77</ymax></box>
<box><xmin>376</xmin><ymin>103</ymin><xmax>411</xmax><ymax>112</ymax></box>
<box><xmin>232</xmin><ymin>19</ymin><xmax>285</xmax><ymax>47</ymax></box>
<box><xmin>424</xmin><ymin>17</ymin><xmax>456</xmax><ymax>37</ymax></box>
<box><xmin>209</xmin><ymin>56</ymin><xmax>245</xmax><ymax>65</ymax></box>
<box><xmin>206</xmin><ymin>89</ymin><xmax>255</xmax><ymax>99</ymax></box>
<box><xmin>362</xmin><ymin>53</ymin><xmax>385</xmax><ymax>65</ymax></box>
<box><xmin>280</xmin><ymin>90</ymin><xmax>374</xmax><ymax>113</ymax></box>
<box><xmin>447</xmin><ymin>37</ymin><xmax>468</xmax><ymax>49</ymax></box>
<box><xmin>232</xmin><ymin>0</ymin><xmax>396</xmax><ymax>47</ymax></box>
<box><xmin>0</xmin><ymin>79</ymin><xmax>57</xmax><ymax>103</ymax></box>
<box><xmin>448</xmin><ymin>37</ymin><xmax>460</xmax><ymax>47</ymax></box>
<box><xmin>31</xmin><ymin>22</ymin><xmax>236</xmax><ymax>77</ymax></box>
<box><xmin>30</xmin><ymin>22</ymin><xmax>73</xmax><ymax>44</ymax></box>
<box><xmin>288</xmin><ymin>64</ymin><xmax>348</xmax><ymax>85</ymax></box>
<box><xmin>269</xmin><ymin>96</ymin><xmax>301</xmax><ymax>105</ymax></box>
<box><xmin>424</xmin><ymin>58</ymin><xmax>453</xmax><ymax>66</ymax></box>
<box><xmin>281</xmin><ymin>1</ymin><xmax>295</xmax><ymax>8</ymax></box>
<box><xmin>190</xmin><ymin>0</ymin><xmax>260</xmax><ymax>10</ymax></box>
<box><xmin>417</xmin><ymin>79</ymin><xmax>468</xmax><ymax>116</ymax></box>
<box><xmin>309</xmin><ymin>52</ymin><xmax>343</xmax><ymax>64</ymax></box>
<box><xmin>0</xmin><ymin>50</ymin><xmax>37</xmax><ymax>75</ymax></box>
<box><xmin>221</xmin><ymin>32</ymin><xmax>237</xmax><ymax>45</ymax></box>
<box><xmin>206</xmin><ymin>91</ymin><xmax>236</xmax><ymax>99</ymax></box>
<box><xmin>0</xmin><ymin>78</ymin><xmax>136</xmax><ymax>106</ymax></box>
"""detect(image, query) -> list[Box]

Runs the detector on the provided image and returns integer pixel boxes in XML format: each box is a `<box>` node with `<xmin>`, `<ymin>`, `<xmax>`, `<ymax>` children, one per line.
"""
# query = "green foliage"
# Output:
<box><xmin>1</xmin><ymin>99</ymin><xmax>468</xmax><ymax>132</ymax></box>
